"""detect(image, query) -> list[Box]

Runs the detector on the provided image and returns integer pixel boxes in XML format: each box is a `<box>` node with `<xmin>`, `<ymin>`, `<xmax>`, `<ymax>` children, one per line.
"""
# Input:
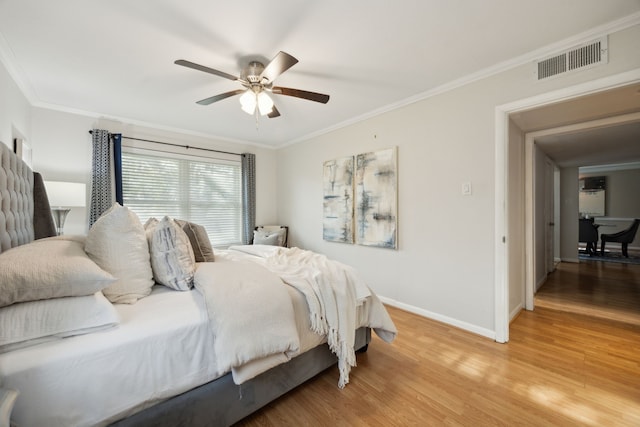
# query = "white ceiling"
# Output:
<box><xmin>511</xmin><ymin>83</ymin><xmax>640</xmax><ymax>168</ymax></box>
<box><xmin>536</xmin><ymin>120</ymin><xmax>640</xmax><ymax>168</ymax></box>
<box><xmin>1</xmin><ymin>1</ymin><xmax>640</xmax><ymax>148</ymax></box>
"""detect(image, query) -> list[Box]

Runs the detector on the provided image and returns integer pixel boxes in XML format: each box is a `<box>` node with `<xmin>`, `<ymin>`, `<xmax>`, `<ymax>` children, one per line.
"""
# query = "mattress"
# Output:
<box><xmin>1</xmin><ymin>286</ymin><xmax>219</xmax><ymax>427</ymax></box>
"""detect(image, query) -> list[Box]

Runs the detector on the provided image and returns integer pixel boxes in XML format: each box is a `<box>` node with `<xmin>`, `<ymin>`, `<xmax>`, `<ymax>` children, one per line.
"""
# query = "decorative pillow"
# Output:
<box><xmin>85</xmin><ymin>203</ymin><xmax>154</xmax><ymax>304</ymax></box>
<box><xmin>0</xmin><ymin>291</ymin><xmax>119</xmax><ymax>353</ymax></box>
<box><xmin>0</xmin><ymin>237</ymin><xmax>116</xmax><ymax>308</ymax></box>
<box><xmin>145</xmin><ymin>216</ymin><xmax>196</xmax><ymax>291</ymax></box>
<box><xmin>175</xmin><ymin>219</ymin><xmax>215</xmax><ymax>262</ymax></box>
<box><xmin>253</xmin><ymin>227</ymin><xmax>287</xmax><ymax>246</ymax></box>
<box><xmin>253</xmin><ymin>230</ymin><xmax>280</xmax><ymax>246</ymax></box>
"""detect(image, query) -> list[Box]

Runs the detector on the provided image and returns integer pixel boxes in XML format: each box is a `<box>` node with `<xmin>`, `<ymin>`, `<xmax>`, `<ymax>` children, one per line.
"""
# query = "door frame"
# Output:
<box><xmin>493</xmin><ymin>69</ymin><xmax>640</xmax><ymax>343</ymax></box>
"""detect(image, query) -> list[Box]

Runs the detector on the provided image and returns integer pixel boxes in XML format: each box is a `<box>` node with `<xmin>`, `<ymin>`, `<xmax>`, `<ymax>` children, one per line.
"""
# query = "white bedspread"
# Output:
<box><xmin>194</xmin><ymin>260</ymin><xmax>300</xmax><ymax>384</ymax></box>
<box><xmin>227</xmin><ymin>245</ymin><xmax>397</xmax><ymax>388</ymax></box>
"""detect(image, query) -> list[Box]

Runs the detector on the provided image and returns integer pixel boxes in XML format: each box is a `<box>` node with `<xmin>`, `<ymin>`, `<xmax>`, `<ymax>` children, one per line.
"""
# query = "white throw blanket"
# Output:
<box><xmin>229</xmin><ymin>245</ymin><xmax>397</xmax><ymax>388</ymax></box>
<box><xmin>194</xmin><ymin>260</ymin><xmax>300</xmax><ymax>382</ymax></box>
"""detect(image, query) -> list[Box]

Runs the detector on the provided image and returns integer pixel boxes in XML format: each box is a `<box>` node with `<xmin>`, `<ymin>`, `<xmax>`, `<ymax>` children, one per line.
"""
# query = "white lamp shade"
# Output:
<box><xmin>44</xmin><ymin>181</ymin><xmax>86</xmax><ymax>208</ymax></box>
<box><xmin>257</xmin><ymin>92</ymin><xmax>274</xmax><ymax>115</ymax></box>
<box><xmin>239</xmin><ymin>90</ymin><xmax>274</xmax><ymax>116</ymax></box>
<box><xmin>239</xmin><ymin>90</ymin><xmax>256</xmax><ymax>114</ymax></box>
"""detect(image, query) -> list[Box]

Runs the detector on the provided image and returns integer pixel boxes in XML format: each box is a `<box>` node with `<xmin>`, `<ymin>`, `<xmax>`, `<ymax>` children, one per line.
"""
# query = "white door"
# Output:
<box><xmin>545</xmin><ymin>159</ymin><xmax>556</xmax><ymax>274</ymax></box>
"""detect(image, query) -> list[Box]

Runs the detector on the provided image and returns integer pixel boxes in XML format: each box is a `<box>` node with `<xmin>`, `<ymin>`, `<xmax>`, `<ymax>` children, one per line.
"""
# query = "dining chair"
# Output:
<box><xmin>600</xmin><ymin>218</ymin><xmax>640</xmax><ymax>258</ymax></box>
<box><xmin>579</xmin><ymin>217</ymin><xmax>599</xmax><ymax>256</ymax></box>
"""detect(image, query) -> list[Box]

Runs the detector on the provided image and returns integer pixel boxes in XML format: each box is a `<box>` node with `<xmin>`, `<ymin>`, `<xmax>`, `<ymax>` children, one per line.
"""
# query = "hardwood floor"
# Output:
<box><xmin>536</xmin><ymin>258</ymin><xmax>640</xmax><ymax>326</ymax></box>
<box><xmin>237</xmin><ymin>262</ymin><xmax>640</xmax><ymax>426</ymax></box>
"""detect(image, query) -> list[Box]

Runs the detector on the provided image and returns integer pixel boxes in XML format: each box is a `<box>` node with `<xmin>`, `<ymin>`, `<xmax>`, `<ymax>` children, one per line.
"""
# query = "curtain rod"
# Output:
<box><xmin>88</xmin><ymin>130</ymin><xmax>242</xmax><ymax>157</ymax></box>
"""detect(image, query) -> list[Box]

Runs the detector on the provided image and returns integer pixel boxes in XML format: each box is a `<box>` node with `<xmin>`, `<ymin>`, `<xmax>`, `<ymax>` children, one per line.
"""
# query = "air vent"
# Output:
<box><xmin>535</xmin><ymin>36</ymin><xmax>608</xmax><ymax>80</ymax></box>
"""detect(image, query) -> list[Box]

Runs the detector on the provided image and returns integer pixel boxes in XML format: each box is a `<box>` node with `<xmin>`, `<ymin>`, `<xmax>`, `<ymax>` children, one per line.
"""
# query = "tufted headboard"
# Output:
<box><xmin>0</xmin><ymin>142</ymin><xmax>56</xmax><ymax>254</ymax></box>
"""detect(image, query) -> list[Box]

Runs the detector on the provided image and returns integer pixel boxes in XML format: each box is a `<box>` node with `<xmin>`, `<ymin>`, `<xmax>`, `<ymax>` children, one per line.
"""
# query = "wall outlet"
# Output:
<box><xmin>462</xmin><ymin>182</ymin><xmax>472</xmax><ymax>196</ymax></box>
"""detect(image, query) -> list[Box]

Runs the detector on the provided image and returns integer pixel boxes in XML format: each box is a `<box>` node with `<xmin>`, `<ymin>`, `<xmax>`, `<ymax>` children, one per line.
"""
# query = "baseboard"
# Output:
<box><xmin>562</xmin><ymin>257</ymin><xmax>580</xmax><ymax>263</ymax></box>
<box><xmin>510</xmin><ymin>303</ymin><xmax>524</xmax><ymax>322</ymax></box>
<box><xmin>378</xmin><ymin>296</ymin><xmax>496</xmax><ymax>341</ymax></box>
<box><xmin>535</xmin><ymin>275</ymin><xmax>547</xmax><ymax>292</ymax></box>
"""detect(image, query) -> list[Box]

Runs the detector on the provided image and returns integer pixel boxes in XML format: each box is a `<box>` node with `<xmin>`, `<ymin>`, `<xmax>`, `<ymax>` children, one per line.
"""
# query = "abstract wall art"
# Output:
<box><xmin>323</xmin><ymin>156</ymin><xmax>354</xmax><ymax>243</ymax></box>
<box><xmin>355</xmin><ymin>147</ymin><xmax>397</xmax><ymax>249</ymax></box>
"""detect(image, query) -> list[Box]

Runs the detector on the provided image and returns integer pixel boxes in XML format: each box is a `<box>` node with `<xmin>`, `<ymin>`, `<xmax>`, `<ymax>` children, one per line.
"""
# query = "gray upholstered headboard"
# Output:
<box><xmin>0</xmin><ymin>142</ymin><xmax>56</xmax><ymax>254</ymax></box>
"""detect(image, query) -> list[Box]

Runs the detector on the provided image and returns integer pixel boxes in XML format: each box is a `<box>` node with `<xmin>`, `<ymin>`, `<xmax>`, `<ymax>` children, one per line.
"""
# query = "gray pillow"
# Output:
<box><xmin>253</xmin><ymin>230</ymin><xmax>280</xmax><ymax>246</ymax></box>
<box><xmin>175</xmin><ymin>220</ymin><xmax>215</xmax><ymax>262</ymax></box>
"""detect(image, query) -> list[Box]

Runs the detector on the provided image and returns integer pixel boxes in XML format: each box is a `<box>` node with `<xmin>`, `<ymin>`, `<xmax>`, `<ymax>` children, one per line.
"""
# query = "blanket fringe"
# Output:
<box><xmin>310</xmin><ymin>312</ymin><xmax>328</xmax><ymax>335</ymax></box>
<box><xmin>337</xmin><ymin>340</ymin><xmax>357</xmax><ymax>389</ymax></box>
<box><xmin>328</xmin><ymin>328</ymin><xmax>357</xmax><ymax>389</ymax></box>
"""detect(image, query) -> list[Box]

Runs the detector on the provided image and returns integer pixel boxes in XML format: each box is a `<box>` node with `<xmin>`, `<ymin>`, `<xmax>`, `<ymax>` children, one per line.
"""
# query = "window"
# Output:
<box><xmin>121</xmin><ymin>150</ymin><xmax>242</xmax><ymax>247</ymax></box>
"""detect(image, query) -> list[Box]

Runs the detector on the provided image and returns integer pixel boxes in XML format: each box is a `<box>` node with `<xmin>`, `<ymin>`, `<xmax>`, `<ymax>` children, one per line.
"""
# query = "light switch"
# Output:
<box><xmin>462</xmin><ymin>182</ymin><xmax>472</xmax><ymax>196</ymax></box>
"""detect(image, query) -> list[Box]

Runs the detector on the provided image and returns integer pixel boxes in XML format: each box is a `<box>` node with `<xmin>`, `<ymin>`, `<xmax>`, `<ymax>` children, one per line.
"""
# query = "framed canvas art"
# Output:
<box><xmin>355</xmin><ymin>147</ymin><xmax>397</xmax><ymax>249</ymax></box>
<box><xmin>323</xmin><ymin>156</ymin><xmax>354</xmax><ymax>243</ymax></box>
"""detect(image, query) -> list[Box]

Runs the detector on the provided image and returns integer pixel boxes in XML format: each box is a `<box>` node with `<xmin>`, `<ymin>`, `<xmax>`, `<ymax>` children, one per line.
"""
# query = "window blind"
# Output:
<box><xmin>121</xmin><ymin>150</ymin><xmax>242</xmax><ymax>247</ymax></box>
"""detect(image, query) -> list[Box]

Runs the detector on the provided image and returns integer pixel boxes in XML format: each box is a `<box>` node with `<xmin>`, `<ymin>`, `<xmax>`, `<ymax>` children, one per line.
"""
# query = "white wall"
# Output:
<box><xmin>276</xmin><ymin>24</ymin><xmax>640</xmax><ymax>336</ymax></box>
<box><xmin>0</xmin><ymin>59</ymin><xmax>31</xmax><ymax>149</ymax></box>
<box><xmin>29</xmin><ymin>108</ymin><xmax>279</xmax><ymax>235</ymax></box>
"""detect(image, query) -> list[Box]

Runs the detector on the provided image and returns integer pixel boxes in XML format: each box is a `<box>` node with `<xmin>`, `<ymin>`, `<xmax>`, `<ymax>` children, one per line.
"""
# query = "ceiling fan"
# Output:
<box><xmin>174</xmin><ymin>51</ymin><xmax>330</xmax><ymax>118</ymax></box>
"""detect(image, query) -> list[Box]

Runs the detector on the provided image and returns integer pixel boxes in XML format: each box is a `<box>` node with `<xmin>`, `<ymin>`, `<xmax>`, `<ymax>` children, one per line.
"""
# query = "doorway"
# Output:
<box><xmin>494</xmin><ymin>70</ymin><xmax>640</xmax><ymax>343</ymax></box>
<box><xmin>523</xmin><ymin>111</ymin><xmax>640</xmax><ymax>312</ymax></box>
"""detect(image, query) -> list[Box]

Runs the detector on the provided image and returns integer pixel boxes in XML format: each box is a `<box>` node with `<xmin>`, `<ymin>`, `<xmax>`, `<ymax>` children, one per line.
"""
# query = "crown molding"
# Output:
<box><xmin>0</xmin><ymin>30</ymin><xmax>37</xmax><ymax>103</ymax></box>
<box><xmin>580</xmin><ymin>162</ymin><xmax>640</xmax><ymax>173</ymax></box>
<box><xmin>282</xmin><ymin>12</ymin><xmax>640</xmax><ymax>148</ymax></box>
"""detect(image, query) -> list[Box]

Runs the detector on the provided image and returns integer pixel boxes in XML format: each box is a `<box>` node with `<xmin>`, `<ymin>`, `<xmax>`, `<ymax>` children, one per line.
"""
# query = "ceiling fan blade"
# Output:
<box><xmin>260</xmin><ymin>51</ymin><xmax>298</xmax><ymax>83</ymax></box>
<box><xmin>268</xmin><ymin>105</ymin><xmax>281</xmax><ymax>118</ymax></box>
<box><xmin>271</xmin><ymin>86</ymin><xmax>330</xmax><ymax>104</ymax></box>
<box><xmin>196</xmin><ymin>89</ymin><xmax>246</xmax><ymax>105</ymax></box>
<box><xmin>175</xmin><ymin>59</ymin><xmax>239</xmax><ymax>81</ymax></box>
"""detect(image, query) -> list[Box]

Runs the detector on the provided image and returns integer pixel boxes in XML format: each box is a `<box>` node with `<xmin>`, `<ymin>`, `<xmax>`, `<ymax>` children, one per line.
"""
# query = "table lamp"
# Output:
<box><xmin>43</xmin><ymin>181</ymin><xmax>87</xmax><ymax>235</ymax></box>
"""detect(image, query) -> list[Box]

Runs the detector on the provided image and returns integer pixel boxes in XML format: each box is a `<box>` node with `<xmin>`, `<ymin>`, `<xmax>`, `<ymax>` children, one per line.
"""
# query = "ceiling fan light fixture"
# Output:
<box><xmin>239</xmin><ymin>90</ymin><xmax>256</xmax><ymax>115</ymax></box>
<box><xmin>176</xmin><ymin>51</ymin><xmax>329</xmax><ymax>120</ymax></box>
<box><xmin>257</xmin><ymin>91</ymin><xmax>274</xmax><ymax>116</ymax></box>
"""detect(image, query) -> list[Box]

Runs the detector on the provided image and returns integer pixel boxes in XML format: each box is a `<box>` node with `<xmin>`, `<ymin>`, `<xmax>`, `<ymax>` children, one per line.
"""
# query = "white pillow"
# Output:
<box><xmin>0</xmin><ymin>237</ymin><xmax>116</xmax><ymax>308</ymax></box>
<box><xmin>253</xmin><ymin>230</ymin><xmax>280</xmax><ymax>246</ymax></box>
<box><xmin>0</xmin><ymin>291</ymin><xmax>119</xmax><ymax>353</ymax></box>
<box><xmin>145</xmin><ymin>216</ymin><xmax>196</xmax><ymax>291</ymax></box>
<box><xmin>253</xmin><ymin>228</ymin><xmax>285</xmax><ymax>246</ymax></box>
<box><xmin>85</xmin><ymin>203</ymin><xmax>154</xmax><ymax>304</ymax></box>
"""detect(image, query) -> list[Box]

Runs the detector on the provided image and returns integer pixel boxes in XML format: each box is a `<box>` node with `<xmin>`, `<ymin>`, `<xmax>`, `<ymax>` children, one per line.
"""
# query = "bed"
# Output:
<box><xmin>0</xmin><ymin>141</ymin><xmax>397</xmax><ymax>427</ymax></box>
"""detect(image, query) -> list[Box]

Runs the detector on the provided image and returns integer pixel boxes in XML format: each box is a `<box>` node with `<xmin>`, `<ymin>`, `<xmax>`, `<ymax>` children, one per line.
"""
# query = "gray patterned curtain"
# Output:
<box><xmin>89</xmin><ymin>129</ymin><xmax>114</xmax><ymax>227</ymax></box>
<box><xmin>241</xmin><ymin>153</ymin><xmax>256</xmax><ymax>244</ymax></box>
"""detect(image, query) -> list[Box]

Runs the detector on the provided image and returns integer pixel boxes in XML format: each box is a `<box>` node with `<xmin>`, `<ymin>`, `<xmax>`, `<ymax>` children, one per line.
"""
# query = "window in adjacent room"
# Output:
<box><xmin>121</xmin><ymin>149</ymin><xmax>242</xmax><ymax>247</ymax></box>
